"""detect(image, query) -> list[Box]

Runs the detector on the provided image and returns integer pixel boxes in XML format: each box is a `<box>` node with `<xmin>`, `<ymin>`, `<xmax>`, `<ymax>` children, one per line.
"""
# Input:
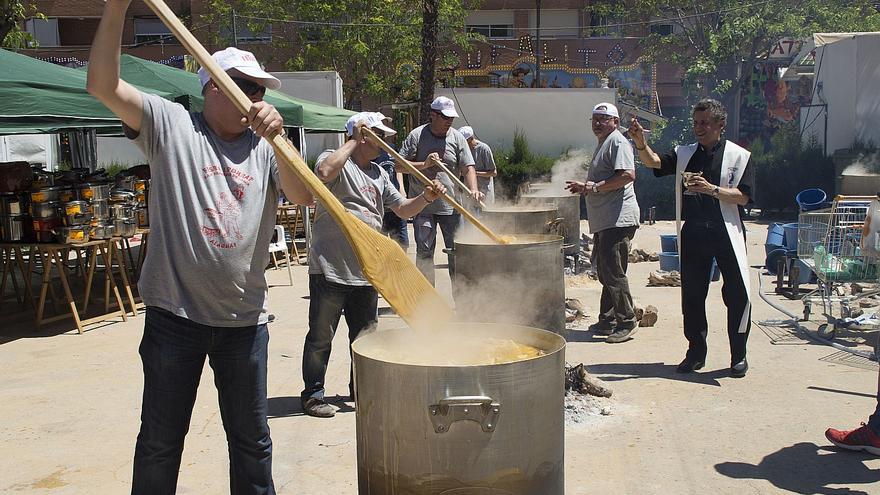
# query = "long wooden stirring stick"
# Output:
<box><xmin>362</xmin><ymin>127</ymin><xmax>508</xmax><ymax>245</ymax></box>
<box><xmin>141</xmin><ymin>0</ymin><xmax>454</xmax><ymax>326</ymax></box>
<box><xmin>428</xmin><ymin>156</ymin><xmax>489</xmax><ymax>210</ymax></box>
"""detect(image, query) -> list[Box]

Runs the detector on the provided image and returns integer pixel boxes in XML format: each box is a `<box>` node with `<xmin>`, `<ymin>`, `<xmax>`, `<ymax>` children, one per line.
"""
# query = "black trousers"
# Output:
<box><xmin>594</xmin><ymin>226</ymin><xmax>638</xmax><ymax>327</ymax></box>
<box><xmin>680</xmin><ymin>221</ymin><xmax>751</xmax><ymax>364</ymax></box>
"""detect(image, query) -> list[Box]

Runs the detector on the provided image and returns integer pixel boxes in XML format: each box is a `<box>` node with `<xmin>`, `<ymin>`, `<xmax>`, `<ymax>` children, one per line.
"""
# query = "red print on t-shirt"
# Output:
<box><xmin>201</xmin><ymin>165</ymin><xmax>253</xmax><ymax>248</ymax></box>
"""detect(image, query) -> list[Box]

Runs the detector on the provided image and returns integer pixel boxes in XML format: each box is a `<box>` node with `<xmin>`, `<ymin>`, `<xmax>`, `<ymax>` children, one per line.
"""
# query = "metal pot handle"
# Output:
<box><xmin>429</xmin><ymin>395</ymin><xmax>501</xmax><ymax>434</ymax></box>
<box><xmin>545</xmin><ymin>217</ymin><xmax>565</xmax><ymax>236</ymax></box>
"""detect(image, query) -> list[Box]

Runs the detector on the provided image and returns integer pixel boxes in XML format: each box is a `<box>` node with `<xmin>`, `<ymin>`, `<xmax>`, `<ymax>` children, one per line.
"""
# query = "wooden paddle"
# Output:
<box><xmin>428</xmin><ymin>155</ymin><xmax>488</xmax><ymax>210</ymax></box>
<box><xmin>142</xmin><ymin>0</ymin><xmax>453</xmax><ymax>326</ymax></box>
<box><xmin>361</xmin><ymin>127</ymin><xmax>508</xmax><ymax>245</ymax></box>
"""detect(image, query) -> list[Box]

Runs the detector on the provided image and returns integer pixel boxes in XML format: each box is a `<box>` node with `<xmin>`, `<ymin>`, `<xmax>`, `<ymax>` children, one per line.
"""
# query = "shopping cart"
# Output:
<box><xmin>797</xmin><ymin>196</ymin><xmax>880</xmax><ymax>339</ymax></box>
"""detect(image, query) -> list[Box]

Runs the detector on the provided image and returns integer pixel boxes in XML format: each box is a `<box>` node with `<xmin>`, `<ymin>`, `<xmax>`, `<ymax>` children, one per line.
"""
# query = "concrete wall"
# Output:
<box><xmin>434</xmin><ymin>88</ymin><xmax>617</xmax><ymax>156</ymax></box>
<box><xmin>809</xmin><ymin>34</ymin><xmax>880</xmax><ymax>154</ymax></box>
<box><xmin>0</xmin><ymin>134</ymin><xmax>58</xmax><ymax>168</ymax></box>
<box><xmin>272</xmin><ymin>71</ymin><xmax>345</xmax><ymax>161</ymax></box>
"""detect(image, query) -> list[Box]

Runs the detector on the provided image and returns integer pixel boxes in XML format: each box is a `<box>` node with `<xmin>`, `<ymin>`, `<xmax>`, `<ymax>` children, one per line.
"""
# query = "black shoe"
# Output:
<box><xmin>302</xmin><ymin>397</ymin><xmax>335</xmax><ymax>418</ymax></box>
<box><xmin>589</xmin><ymin>320</ymin><xmax>615</xmax><ymax>336</ymax></box>
<box><xmin>676</xmin><ymin>357</ymin><xmax>705</xmax><ymax>373</ymax></box>
<box><xmin>606</xmin><ymin>325</ymin><xmax>638</xmax><ymax>343</ymax></box>
<box><xmin>730</xmin><ymin>358</ymin><xmax>749</xmax><ymax>378</ymax></box>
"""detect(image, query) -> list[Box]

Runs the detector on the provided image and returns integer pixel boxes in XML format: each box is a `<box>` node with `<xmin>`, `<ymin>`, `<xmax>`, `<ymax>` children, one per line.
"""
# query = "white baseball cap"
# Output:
<box><xmin>345</xmin><ymin>111</ymin><xmax>397</xmax><ymax>137</ymax></box>
<box><xmin>592</xmin><ymin>102</ymin><xmax>619</xmax><ymax>118</ymax></box>
<box><xmin>458</xmin><ymin>126</ymin><xmax>474</xmax><ymax>139</ymax></box>
<box><xmin>430</xmin><ymin>96</ymin><xmax>459</xmax><ymax>118</ymax></box>
<box><xmin>198</xmin><ymin>47</ymin><xmax>281</xmax><ymax>90</ymax></box>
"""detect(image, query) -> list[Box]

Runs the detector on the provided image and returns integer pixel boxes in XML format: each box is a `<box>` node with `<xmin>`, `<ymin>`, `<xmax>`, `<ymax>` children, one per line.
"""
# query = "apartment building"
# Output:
<box><xmin>452</xmin><ymin>0</ymin><xmax>685</xmax><ymax>114</ymax></box>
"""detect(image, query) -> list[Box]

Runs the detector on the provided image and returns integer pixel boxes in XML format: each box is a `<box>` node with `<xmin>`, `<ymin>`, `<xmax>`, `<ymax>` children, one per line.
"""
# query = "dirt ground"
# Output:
<box><xmin>1</xmin><ymin>220</ymin><xmax>878</xmax><ymax>494</ymax></box>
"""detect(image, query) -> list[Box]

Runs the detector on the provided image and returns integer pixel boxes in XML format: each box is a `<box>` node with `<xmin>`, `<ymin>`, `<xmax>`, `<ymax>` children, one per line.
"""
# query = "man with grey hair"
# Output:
<box><xmin>629</xmin><ymin>98</ymin><xmax>755</xmax><ymax>378</ymax></box>
<box><xmin>566</xmin><ymin>102</ymin><xmax>640</xmax><ymax>343</ymax></box>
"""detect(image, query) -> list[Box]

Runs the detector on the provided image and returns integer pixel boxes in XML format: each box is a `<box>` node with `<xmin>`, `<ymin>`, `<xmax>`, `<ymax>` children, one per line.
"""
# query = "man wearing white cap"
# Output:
<box><xmin>566</xmin><ymin>102</ymin><xmax>640</xmax><ymax>343</ymax></box>
<box><xmin>459</xmin><ymin>126</ymin><xmax>497</xmax><ymax>204</ymax></box>
<box><xmin>400</xmin><ymin>96</ymin><xmax>478</xmax><ymax>285</ymax></box>
<box><xmin>301</xmin><ymin>112</ymin><xmax>446</xmax><ymax>418</ymax></box>
<box><xmin>87</xmin><ymin>2</ymin><xmax>311</xmax><ymax>493</ymax></box>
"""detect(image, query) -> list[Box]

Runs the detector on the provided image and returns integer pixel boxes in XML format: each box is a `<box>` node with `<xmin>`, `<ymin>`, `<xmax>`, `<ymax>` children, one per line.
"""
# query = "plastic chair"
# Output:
<box><xmin>268</xmin><ymin>225</ymin><xmax>293</xmax><ymax>285</ymax></box>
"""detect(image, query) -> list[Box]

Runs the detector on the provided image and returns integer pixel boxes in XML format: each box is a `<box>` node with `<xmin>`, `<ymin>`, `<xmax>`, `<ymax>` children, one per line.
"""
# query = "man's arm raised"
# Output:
<box><xmin>86</xmin><ymin>0</ymin><xmax>143</xmax><ymax>132</ymax></box>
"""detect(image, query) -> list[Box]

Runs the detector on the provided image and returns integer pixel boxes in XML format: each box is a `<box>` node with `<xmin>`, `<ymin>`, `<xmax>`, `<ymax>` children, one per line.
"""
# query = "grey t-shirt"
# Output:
<box><xmin>399</xmin><ymin>124</ymin><xmax>474</xmax><ymax>215</ymax></box>
<box><xmin>472</xmin><ymin>141</ymin><xmax>496</xmax><ymax>196</ymax></box>
<box><xmin>586</xmin><ymin>129</ymin><xmax>640</xmax><ymax>233</ymax></box>
<box><xmin>127</xmin><ymin>92</ymin><xmax>280</xmax><ymax>327</ymax></box>
<box><xmin>309</xmin><ymin>150</ymin><xmax>405</xmax><ymax>285</ymax></box>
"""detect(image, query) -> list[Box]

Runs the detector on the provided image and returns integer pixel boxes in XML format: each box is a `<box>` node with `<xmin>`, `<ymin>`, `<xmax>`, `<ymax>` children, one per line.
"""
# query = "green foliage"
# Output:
<box><xmin>595</xmin><ymin>0</ymin><xmax>880</xmax><ymax>103</ymax></box>
<box><xmin>1</xmin><ymin>1</ymin><xmax>43</xmax><ymax>49</ymax></box>
<box><xmin>751</xmin><ymin>121</ymin><xmax>834</xmax><ymax>212</ymax></box>
<box><xmin>493</xmin><ymin>131</ymin><xmax>555</xmax><ymax>199</ymax></box>
<box><xmin>205</xmin><ymin>0</ymin><xmax>477</xmax><ymax>106</ymax></box>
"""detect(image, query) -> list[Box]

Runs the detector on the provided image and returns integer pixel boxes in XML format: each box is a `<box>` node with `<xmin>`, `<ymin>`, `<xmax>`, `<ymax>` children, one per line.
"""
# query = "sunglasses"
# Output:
<box><xmin>432</xmin><ymin>110</ymin><xmax>454</xmax><ymax>121</ymax></box>
<box><xmin>231</xmin><ymin>77</ymin><xmax>266</xmax><ymax>97</ymax></box>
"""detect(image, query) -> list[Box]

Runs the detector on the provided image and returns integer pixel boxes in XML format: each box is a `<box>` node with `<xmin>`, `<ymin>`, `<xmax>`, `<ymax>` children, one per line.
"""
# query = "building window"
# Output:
<box><xmin>588</xmin><ymin>14</ymin><xmax>623</xmax><ymax>37</ymax></box>
<box><xmin>650</xmin><ymin>23</ymin><xmax>675</xmax><ymax>36</ymax></box>
<box><xmin>134</xmin><ymin>17</ymin><xmax>178</xmax><ymax>45</ymax></box>
<box><xmin>234</xmin><ymin>23</ymin><xmax>272</xmax><ymax>44</ymax></box>
<box><xmin>25</xmin><ymin>18</ymin><xmax>59</xmax><ymax>47</ymax></box>
<box><xmin>467</xmin><ymin>24</ymin><xmax>513</xmax><ymax>39</ymax></box>
<box><xmin>530</xmin><ymin>9</ymin><xmax>579</xmax><ymax>39</ymax></box>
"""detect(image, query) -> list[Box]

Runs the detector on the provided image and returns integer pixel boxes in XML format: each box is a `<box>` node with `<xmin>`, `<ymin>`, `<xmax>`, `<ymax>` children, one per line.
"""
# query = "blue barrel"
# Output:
<box><xmin>782</xmin><ymin>223</ymin><xmax>801</xmax><ymax>251</ymax></box>
<box><xmin>796</xmin><ymin>188</ymin><xmax>827</xmax><ymax>211</ymax></box>
<box><xmin>660</xmin><ymin>234</ymin><xmax>678</xmax><ymax>253</ymax></box>
<box><xmin>765</xmin><ymin>247</ymin><xmax>787</xmax><ymax>275</ymax></box>
<box><xmin>658</xmin><ymin>252</ymin><xmax>680</xmax><ymax>271</ymax></box>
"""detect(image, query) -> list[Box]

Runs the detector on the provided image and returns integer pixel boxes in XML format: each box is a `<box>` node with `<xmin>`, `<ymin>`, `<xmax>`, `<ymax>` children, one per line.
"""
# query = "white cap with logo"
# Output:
<box><xmin>345</xmin><ymin>111</ymin><xmax>398</xmax><ymax>137</ymax></box>
<box><xmin>458</xmin><ymin>126</ymin><xmax>474</xmax><ymax>140</ymax></box>
<box><xmin>430</xmin><ymin>96</ymin><xmax>459</xmax><ymax>118</ymax></box>
<box><xmin>198</xmin><ymin>47</ymin><xmax>281</xmax><ymax>90</ymax></box>
<box><xmin>592</xmin><ymin>102</ymin><xmax>619</xmax><ymax>119</ymax></box>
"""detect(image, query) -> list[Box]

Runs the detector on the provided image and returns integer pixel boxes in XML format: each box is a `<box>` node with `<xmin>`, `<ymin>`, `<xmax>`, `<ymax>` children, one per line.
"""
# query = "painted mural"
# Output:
<box><xmin>739</xmin><ymin>60</ymin><xmax>814</xmax><ymax>144</ymax></box>
<box><xmin>449</xmin><ymin>35</ymin><xmax>657</xmax><ymax>112</ymax></box>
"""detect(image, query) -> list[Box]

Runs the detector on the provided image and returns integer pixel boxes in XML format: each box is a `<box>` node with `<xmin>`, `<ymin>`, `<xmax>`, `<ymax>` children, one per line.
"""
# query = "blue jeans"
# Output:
<box><xmin>382</xmin><ymin>210</ymin><xmax>409</xmax><ymax>249</ymax></box>
<box><xmin>301</xmin><ymin>274</ymin><xmax>378</xmax><ymax>402</ymax></box>
<box><xmin>132</xmin><ymin>307</ymin><xmax>274</xmax><ymax>495</ymax></box>
<box><xmin>413</xmin><ymin>212</ymin><xmax>461</xmax><ymax>286</ymax></box>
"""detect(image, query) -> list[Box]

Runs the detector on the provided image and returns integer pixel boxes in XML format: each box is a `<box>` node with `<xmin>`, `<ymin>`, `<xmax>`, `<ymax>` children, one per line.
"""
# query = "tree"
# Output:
<box><xmin>419</xmin><ymin>0</ymin><xmax>439</xmax><ymax>124</ymax></box>
<box><xmin>590</xmin><ymin>0</ymin><xmax>880</xmax><ymax>106</ymax></box>
<box><xmin>204</xmin><ymin>0</ymin><xmax>476</xmax><ymax>109</ymax></box>
<box><xmin>1</xmin><ymin>0</ymin><xmax>42</xmax><ymax>48</ymax></box>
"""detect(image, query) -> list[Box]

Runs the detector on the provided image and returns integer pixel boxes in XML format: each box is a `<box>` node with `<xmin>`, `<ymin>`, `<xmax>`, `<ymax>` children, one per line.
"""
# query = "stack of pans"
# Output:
<box><xmin>109</xmin><ymin>189</ymin><xmax>137</xmax><ymax>238</ymax></box>
<box><xmin>117</xmin><ymin>176</ymin><xmax>150</xmax><ymax>229</ymax></box>
<box><xmin>78</xmin><ymin>182</ymin><xmax>112</xmax><ymax>240</ymax></box>
<box><xmin>30</xmin><ymin>186</ymin><xmax>64</xmax><ymax>243</ymax></box>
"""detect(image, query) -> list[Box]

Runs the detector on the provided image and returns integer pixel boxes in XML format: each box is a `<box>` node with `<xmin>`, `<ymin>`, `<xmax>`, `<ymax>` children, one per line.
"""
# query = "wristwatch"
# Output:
<box><xmin>712</xmin><ymin>186</ymin><xmax>720</xmax><ymax>198</ymax></box>
<box><xmin>591</xmin><ymin>184</ymin><xmax>600</xmax><ymax>193</ymax></box>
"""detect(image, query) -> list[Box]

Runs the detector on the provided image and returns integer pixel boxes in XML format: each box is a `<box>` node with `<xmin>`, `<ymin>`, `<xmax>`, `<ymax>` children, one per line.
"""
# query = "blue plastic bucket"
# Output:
<box><xmin>658</xmin><ymin>252</ymin><xmax>680</xmax><ymax>271</ymax></box>
<box><xmin>765</xmin><ymin>223</ymin><xmax>785</xmax><ymax>248</ymax></box>
<box><xmin>796</xmin><ymin>188</ymin><xmax>827</xmax><ymax>211</ymax></box>
<box><xmin>782</xmin><ymin>223</ymin><xmax>801</xmax><ymax>251</ymax></box>
<box><xmin>789</xmin><ymin>258</ymin><xmax>814</xmax><ymax>284</ymax></box>
<box><xmin>660</xmin><ymin>234</ymin><xmax>678</xmax><ymax>254</ymax></box>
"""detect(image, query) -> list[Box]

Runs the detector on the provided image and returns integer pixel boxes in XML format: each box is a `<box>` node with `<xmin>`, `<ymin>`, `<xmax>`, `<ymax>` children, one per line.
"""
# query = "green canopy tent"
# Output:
<box><xmin>0</xmin><ymin>49</ymin><xmax>168</xmax><ymax>135</ymax></box>
<box><xmin>107</xmin><ymin>55</ymin><xmax>354</xmax><ymax>133</ymax></box>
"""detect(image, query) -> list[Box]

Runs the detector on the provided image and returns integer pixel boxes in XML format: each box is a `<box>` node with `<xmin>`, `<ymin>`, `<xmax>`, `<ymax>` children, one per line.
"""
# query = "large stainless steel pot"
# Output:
<box><xmin>113</xmin><ymin>217</ymin><xmax>137</xmax><ymax>237</ymax></box>
<box><xmin>453</xmin><ymin>234</ymin><xmax>565</xmax><ymax>333</ymax></box>
<box><xmin>79</xmin><ymin>182</ymin><xmax>111</xmax><ymax>201</ymax></box>
<box><xmin>0</xmin><ymin>215</ymin><xmax>25</xmax><ymax>241</ymax></box>
<box><xmin>32</xmin><ymin>201</ymin><xmax>60</xmax><ymax>219</ymax></box>
<box><xmin>63</xmin><ymin>201</ymin><xmax>92</xmax><ymax>227</ymax></box>
<box><xmin>520</xmin><ymin>193</ymin><xmax>580</xmax><ymax>256</ymax></box>
<box><xmin>353</xmin><ymin>323</ymin><xmax>565</xmax><ymax>495</ymax></box>
<box><xmin>480</xmin><ymin>205</ymin><xmax>563</xmax><ymax>236</ymax></box>
<box><xmin>89</xmin><ymin>199</ymin><xmax>110</xmax><ymax>220</ymax></box>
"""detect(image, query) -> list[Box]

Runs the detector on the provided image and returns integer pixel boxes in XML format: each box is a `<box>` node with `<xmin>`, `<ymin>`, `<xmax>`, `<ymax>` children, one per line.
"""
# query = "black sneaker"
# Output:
<box><xmin>606</xmin><ymin>325</ymin><xmax>638</xmax><ymax>343</ymax></box>
<box><xmin>302</xmin><ymin>397</ymin><xmax>335</xmax><ymax>418</ymax></box>
<box><xmin>589</xmin><ymin>320</ymin><xmax>615</xmax><ymax>336</ymax></box>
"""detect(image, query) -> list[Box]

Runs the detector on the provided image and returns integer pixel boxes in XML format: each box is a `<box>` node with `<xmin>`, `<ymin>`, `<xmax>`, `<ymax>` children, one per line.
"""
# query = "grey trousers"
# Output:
<box><xmin>594</xmin><ymin>226</ymin><xmax>638</xmax><ymax>328</ymax></box>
